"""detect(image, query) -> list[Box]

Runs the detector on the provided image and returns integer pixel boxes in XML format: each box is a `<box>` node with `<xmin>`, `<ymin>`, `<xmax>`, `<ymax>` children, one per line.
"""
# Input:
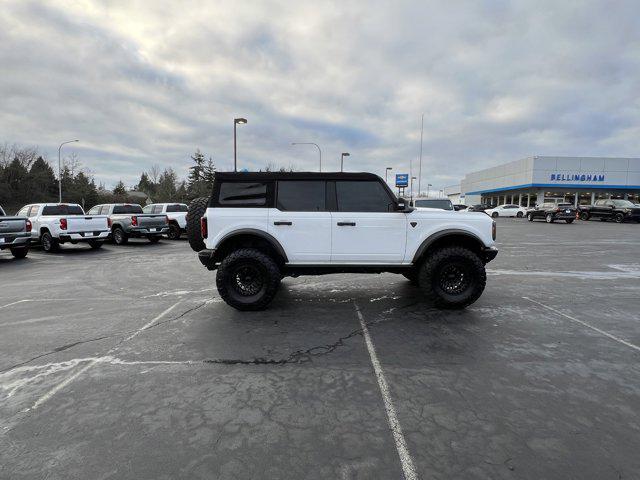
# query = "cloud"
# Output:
<box><xmin>1</xmin><ymin>0</ymin><xmax>639</xmax><ymax>191</ymax></box>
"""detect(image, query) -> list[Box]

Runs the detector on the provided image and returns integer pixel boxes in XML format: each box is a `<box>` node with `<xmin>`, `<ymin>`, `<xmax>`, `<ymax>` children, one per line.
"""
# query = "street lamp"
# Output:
<box><xmin>411</xmin><ymin>176</ymin><xmax>417</xmax><ymax>197</ymax></box>
<box><xmin>291</xmin><ymin>142</ymin><xmax>322</xmax><ymax>171</ymax></box>
<box><xmin>340</xmin><ymin>152</ymin><xmax>350</xmax><ymax>172</ymax></box>
<box><xmin>385</xmin><ymin>167</ymin><xmax>392</xmax><ymax>182</ymax></box>
<box><xmin>58</xmin><ymin>139</ymin><xmax>79</xmax><ymax>202</ymax></box>
<box><xmin>234</xmin><ymin>118</ymin><xmax>247</xmax><ymax>172</ymax></box>
<box><xmin>426</xmin><ymin>183</ymin><xmax>433</xmax><ymax>197</ymax></box>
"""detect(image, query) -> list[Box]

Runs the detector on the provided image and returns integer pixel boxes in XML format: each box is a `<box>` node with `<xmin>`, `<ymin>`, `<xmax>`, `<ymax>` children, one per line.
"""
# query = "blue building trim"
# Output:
<box><xmin>465</xmin><ymin>183</ymin><xmax>640</xmax><ymax>195</ymax></box>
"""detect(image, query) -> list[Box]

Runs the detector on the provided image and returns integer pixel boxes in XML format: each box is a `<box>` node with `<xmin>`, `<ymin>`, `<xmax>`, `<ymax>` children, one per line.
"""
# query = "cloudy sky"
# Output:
<box><xmin>2</xmin><ymin>0</ymin><xmax>639</xmax><ymax>191</ymax></box>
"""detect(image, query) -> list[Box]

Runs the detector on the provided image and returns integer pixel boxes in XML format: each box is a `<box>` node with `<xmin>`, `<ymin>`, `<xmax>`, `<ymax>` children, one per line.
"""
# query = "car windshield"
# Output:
<box><xmin>414</xmin><ymin>199</ymin><xmax>453</xmax><ymax>210</ymax></box>
<box><xmin>612</xmin><ymin>200</ymin><xmax>635</xmax><ymax>207</ymax></box>
<box><xmin>113</xmin><ymin>204</ymin><xmax>143</xmax><ymax>214</ymax></box>
<box><xmin>42</xmin><ymin>204</ymin><xmax>84</xmax><ymax>215</ymax></box>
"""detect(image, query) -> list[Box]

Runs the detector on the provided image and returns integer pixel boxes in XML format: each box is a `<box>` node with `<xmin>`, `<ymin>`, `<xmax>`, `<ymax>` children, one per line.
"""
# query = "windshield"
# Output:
<box><xmin>612</xmin><ymin>200</ymin><xmax>635</xmax><ymax>207</ymax></box>
<box><xmin>414</xmin><ymin>199</ymin><xmax>453</xmax><ymax>210</ymax></box>
<box><xmin>42</xmin><ymin>204</ymin><xmax>84</xmax><ymax>215</ymax></box>
<box><xmin>113</xmin><ymin>204</ymin><xmax>143</xmax><ymax>214</ymax></box>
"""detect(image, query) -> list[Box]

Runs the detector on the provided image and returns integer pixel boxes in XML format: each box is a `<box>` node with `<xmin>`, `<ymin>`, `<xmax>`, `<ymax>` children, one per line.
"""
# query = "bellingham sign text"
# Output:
<box><xmin>549</xmin><ymin>173</ymin><xmax>605</xmax><ymax>182</ymax></box>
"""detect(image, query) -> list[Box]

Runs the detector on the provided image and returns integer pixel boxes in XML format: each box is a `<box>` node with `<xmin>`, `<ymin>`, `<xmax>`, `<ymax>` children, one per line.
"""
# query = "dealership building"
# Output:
<box><xmin>456</xmin><ymin>156</ymin><xmax>640</xmax><ymax>207</ymax></box>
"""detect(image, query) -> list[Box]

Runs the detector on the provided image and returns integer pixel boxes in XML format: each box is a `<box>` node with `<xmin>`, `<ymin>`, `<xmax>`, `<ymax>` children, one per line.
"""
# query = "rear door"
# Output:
<box><xmin>268</xmin><ymin>180</ymin><xmax>331</xmax><ymax>263</ymax></box>
<box><xmin>330</xmin><ymin>180</ymin><xmax>406</xmax><ymax>264</ymax></box>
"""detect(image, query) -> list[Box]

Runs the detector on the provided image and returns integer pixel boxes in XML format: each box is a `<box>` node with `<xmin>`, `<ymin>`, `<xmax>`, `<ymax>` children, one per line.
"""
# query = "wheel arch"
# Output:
<box><xmin>412</xmin><ymin>229</ymin><xmax>485</xmax><ymax>265</ymax></box>
<box><xmin>213</xmin><ymin>229</ymin><xmax>288</xmax><ymax>265</ymax></box>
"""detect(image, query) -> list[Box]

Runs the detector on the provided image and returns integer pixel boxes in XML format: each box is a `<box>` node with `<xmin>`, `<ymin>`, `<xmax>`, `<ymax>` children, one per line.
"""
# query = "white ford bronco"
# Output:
<box><xmin>187</xmin><ymin>172</ymin><xmax>497</xmax><ymax>311</ymax></box>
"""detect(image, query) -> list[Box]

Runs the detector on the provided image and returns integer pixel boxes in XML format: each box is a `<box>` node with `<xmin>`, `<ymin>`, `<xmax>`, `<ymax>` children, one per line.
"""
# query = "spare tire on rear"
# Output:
<box><xmin>187</xmin><ymin>197</ymin><xmax>208</xmax><ymax>252</ymax></box>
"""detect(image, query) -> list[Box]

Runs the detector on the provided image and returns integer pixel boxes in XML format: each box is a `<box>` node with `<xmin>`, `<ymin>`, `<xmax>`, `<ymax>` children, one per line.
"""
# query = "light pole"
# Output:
<box><xmin>291</xmin><ymin>142</ymin><xmax>322</xmax><ymax>171</ymax></box>
<box><xmin>340</xmin><ymin>152</ymin><xmax>350</xmax><ymax>172</ymax></box>
<box><xmin>426</xmin><ymin>183</ymin><xmax>432</xmax><ymax>198</ymax></box>
<box><xmin>234</xmin><ymin>118</ymin><xmax>247</xmax><ymax>172</ymax></box>
<box><xmin>385</xmin><ymin>167</ymin><xmax>392</xmax><ymax>183</ymax></box>
<box><xmin>411</xmin><ymin>176</ymin><xmax>417</xmax><ymax>198</ymax></box>
<box><xmin>58</xmin><ymin>139</ymin><xmax>79</xmax><ymax>203</ymax></box>
<box><xmin>418</xmin><ymin>113</ymin><xmax>424</xmax><ymax>197</ymax></box>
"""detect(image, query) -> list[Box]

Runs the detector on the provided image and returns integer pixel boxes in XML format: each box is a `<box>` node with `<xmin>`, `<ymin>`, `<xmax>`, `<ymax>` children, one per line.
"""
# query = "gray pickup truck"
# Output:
<box><xmin>87</xmin><ymin>203</ymin><xmax>169</xmax><ymax>245</ymax></box>
<box><xmin>0</xmin><ymin>205</ymin><xmax>31</xmax><ymax>258</ymax></box>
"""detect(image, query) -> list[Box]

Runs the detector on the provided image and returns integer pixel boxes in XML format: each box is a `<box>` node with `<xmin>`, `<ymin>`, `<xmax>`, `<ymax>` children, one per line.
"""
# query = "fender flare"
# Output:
<box><xmin>216</xmin><ymin>228</ymin><xmax>288</xmax><ymax>263</ymax></box>
<box><xmin>412</xmin><ymin>229</ymin><xmax>485</xmax><ymax>264</ymax></box>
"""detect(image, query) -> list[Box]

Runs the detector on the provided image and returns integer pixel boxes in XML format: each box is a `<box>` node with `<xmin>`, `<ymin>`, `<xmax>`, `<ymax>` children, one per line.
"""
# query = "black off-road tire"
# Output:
<box><xmin>10</xmin><ymin>247</ymin><xmax>29</xmax><ymax>259</ymax></box>
<box><xmin>113</xmin><ymin>227</ymin><xmax>128</xmax><ymax>245</ymax></box>
<box><xmin>418</xmin><ymin>246</ymin><xmax>486</xmax><ymax>309</ymax></box>
<box><xmin>216</xmin><ymin>248</ymin><xmax>281</xmax><ymax>311</ymax></box>
<box><xmin>565</xmin><ymin>219</ymin><xmax>574</xmax><ymax>224</ymax></box>
<box><xmin>580</xmin><ymin>212</ymin><xmax>589</xmax><ymax>221</ymax></box>
<box><xmin>88</xmin><ymin>240</ymin><xmax>103</xmax><ymax>249</ymax></box>
<box><xmin>527</xmin><ymin>213</ymin><xmax>534</xmax><ymax>222</ymax></box>
<box><xmin>614</xmin><ymin>213</ymin><xmax>625</xmax><ymax>223</ymax></box>
<box><xmin>148</xmin><ymin>235</ymin><xmax>161</xmax><ymax>243</ymax></box>
<box><xmin>187</xmin><ymin>197</ymin><xmax>208</xmax><ymax>252</ymax></box>
<box><xmin>167</xmin><ymin>223</ymin><xmax>181</xmax><ymax>240</ymax></box>
<box><xmin>41</xmin><ymin>231</ymin><xmax>59</xmax><ymax>253</ymax></box>
<box><xmin>402</xmin><ymin>270</ymin><xmax>419</xmax><ymax>286</ymax></box>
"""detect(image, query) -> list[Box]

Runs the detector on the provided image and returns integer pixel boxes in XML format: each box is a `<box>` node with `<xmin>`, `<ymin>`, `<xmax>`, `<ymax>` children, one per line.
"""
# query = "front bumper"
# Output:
<box><xmin>128</xmin><ymin>226</ymin><xmax>169</xmax><ymax>237</ymax></box>
<box><xmin>481</xmin><ymin>246</ymin><xmax>498</xmax><ymax>263</ymax></box>
<box><xmin>59</xmin><ymin>230</ymin><xmax>110</xmax><ymax>243</ymax></box>
<box><xmin>198</xmin><ymin>249</ymin><xmax>217</xmax><ymax>270</ymax></box>
<box><xmin>0</xmin><ymin>234</ymin><xmax>30</xmax><ymax>250</ymax></box>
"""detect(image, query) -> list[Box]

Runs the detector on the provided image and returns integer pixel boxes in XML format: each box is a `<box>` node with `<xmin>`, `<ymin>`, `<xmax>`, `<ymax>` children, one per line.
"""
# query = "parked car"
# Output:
<box><xmin>0</xmin><ymin>205</ymin><xmax>31</xmax><ymax>259</ymax></box>
<box><xmin>143</xmin><ymin>203</ymin><xmax>188</xmax><ymax>239</ymax></box>
<box><xmin>484</xmin><ymin>204</ymin><xmax>528</xmax><ymax>218</ymax></box>
<box><xmin>578</xmin><ymin>199</ymin><xmax>640</xmax><ymax>223</ymax></box>
<box><xmin>17</xmin><ymin>203</ymin><xmax>109</xmax><ymax>252</ymax></box>
<box><xmin>467</xmin><ymin>204</ymin><xmax>491</xmax><ymax>213</ymax></box>
<box><xmin>186</xmin><ymin>171</ymin><xmax>498</xmax><ymax>311</ymax></box>
<box><xmin>527</xmin><ymin>203</ymin><xmax>576</xmax><ymax>223</ymax></box>
<box><xmin>411</xmin><ymin>198</ymin><xmax>454</xmax><ymax>210</ymax></box>
<box><xmin>87</xmin><ymin>203</ymin><xmax>169</xmax><ymax>245</ymax></box>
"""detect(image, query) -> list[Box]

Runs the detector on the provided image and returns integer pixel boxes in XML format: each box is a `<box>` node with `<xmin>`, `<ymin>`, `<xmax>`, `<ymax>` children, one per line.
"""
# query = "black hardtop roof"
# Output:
<box><xmin>214</xmin><ymin>171</ymin><xmax>381</xmax><ymax>181</ymax></box>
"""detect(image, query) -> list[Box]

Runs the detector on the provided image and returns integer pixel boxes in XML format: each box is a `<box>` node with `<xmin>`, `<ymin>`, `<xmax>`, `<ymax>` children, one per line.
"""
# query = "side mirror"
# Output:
<box><xmin>396</xmin><ymin>197</ymin><xmax>413</xmax><ymax>212</ymax></box>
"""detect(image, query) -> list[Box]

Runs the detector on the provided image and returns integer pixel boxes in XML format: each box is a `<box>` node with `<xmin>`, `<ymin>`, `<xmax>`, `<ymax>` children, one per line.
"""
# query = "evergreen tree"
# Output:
<box><xmin>203</xmin><ymin>157</ymin><xmax>216</xmax><ymax>184</ymax></box>
<box><xmin>28</xmin><ymin>156</ymin><xmax>57</xmax><ymax>202</ymax></box>
<box><xmin>187</xmin><ymin>149</ymin><xmax>206</xmax><ymax>188</ymax></box>
<box><xmin>156</xmin><ymin>168</ymin><xmax>178</xmax><ymax>201</ymax></box>
<box><xmin>113</xmin><ymin>180</ymin><xmax>127</xmax><ymax>196</ymax></box>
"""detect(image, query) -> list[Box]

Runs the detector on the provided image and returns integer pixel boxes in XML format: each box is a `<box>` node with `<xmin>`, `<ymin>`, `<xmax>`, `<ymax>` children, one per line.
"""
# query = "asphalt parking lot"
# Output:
<box><xmin>1</xmin><ymin>219</ymin><xmax>639</xmax><ymax>480</ymax></box>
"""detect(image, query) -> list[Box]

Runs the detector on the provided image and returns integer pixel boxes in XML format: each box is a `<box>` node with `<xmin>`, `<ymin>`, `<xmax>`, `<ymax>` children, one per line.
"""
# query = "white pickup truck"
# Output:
<box><xmin>142</xmin><ymin>203</ymin><xmax>189</xmax><ymax>239</ymax></box>
<box><xmin>17</xmin><ymin>203</ymin><xmax>110</xmax><ymax>252</ymax></box>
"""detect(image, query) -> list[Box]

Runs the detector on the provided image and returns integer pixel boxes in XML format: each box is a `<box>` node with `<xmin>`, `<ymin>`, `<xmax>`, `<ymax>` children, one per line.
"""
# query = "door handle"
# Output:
<box><xmin>273</xmin><ymin>221</ymin><xmax>292</xmax><ymax>226</ymax></box>
<box><xmin>337</xmin><ymin>221</ymin><xmax>356</xmax><ymax>226</ymax></box>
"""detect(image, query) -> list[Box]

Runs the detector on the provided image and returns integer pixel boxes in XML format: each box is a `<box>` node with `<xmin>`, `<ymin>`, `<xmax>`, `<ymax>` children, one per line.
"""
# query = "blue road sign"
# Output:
<box><xmin>395</xmin><ymin>173</ymin><xmax>409</xmax><ymax>187</ymax></box>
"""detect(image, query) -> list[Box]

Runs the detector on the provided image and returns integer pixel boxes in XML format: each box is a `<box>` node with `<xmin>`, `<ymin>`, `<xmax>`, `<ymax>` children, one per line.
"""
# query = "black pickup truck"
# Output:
<box><xmin>527</xmin><ymin>203</ymin><xmax>576</xmax><ymax>223</ymax></box>
<box><xmin>0</xmin><ymin>205</ymin><xmax>31</xmax><ymax>258</ymax></box>
<box><xmin>578</xmin><ymin>199</ymin><xmax>640</xmax><ymax>223</ymax></box>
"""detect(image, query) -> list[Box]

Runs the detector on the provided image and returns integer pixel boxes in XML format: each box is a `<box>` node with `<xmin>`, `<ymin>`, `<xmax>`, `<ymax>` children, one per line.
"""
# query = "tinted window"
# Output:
<box><xmin>166</xmin><ymin>204</ymin><xmax>188</xmax><ymax>212</ymax></box>
<box><xmin>414</xmin><ymin>199</ymin><xmax>453</xmax><ymax>210</ymax></box>
<box><xmin>87</xmin><ymin>206</ymin><xmax>101</xmax><ymax>215</ymax></box>
<box><xmin>219</xmin><ymin>182</ymin><xmax>268</xmax><ymax>207</ymax></box>
<box><xmin>336</xmin><ymin>181</ymin><xmax>393</xmax><ymax>212</ymax></box>
<box><xmin>612</xmin><ymin>200</ymin><xmax>634</xmax><ymax>207</ymax></box>
<box><xmin>113</xmin><ymin>204</ymin><xmax>143</xmax><ymax>214</ymax></box>
<box><xmin>277</xmin><ymin>181</ymin><xmax>325</xmax><ymax>211</ymax></box>
<box><xmin>42</xmin><ymin>205</ymin><xmax>84</xmax><ymax>215</ymax></box>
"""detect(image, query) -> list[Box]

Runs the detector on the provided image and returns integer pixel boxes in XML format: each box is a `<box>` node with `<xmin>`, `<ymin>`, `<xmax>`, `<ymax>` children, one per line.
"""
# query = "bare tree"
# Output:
<box><xmin>149</xmin><ymin>164</ymin><xmax>161</xmax><ymax>183</ymax></box>
<box><xmin>64</xmin><ymin>152</ymin><xmax>81</xmax><ymax>176</ymax></box>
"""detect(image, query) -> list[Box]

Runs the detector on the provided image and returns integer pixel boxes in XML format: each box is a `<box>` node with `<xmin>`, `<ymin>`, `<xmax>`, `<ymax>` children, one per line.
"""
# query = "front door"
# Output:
<box><xmin>330</xmin><ymin>180</ymin><xmax>407</xmax><ymax>264</ymax></box>
<box><xmin>268</xmin><ymin>180</ymin><xmax>332</xmax><ymax>263</ymax></box>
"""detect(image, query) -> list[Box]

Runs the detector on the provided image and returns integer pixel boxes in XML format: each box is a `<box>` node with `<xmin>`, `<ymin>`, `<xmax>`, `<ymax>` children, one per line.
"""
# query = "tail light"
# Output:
<box><xmin>26</xmin><ymin>219</ymin><xmax>32</xmax><ymax>232</ymax></box>
<box><xmin>60</xmin><ymin>218</ymin><xmax>67</xmax><ymax>230</ymax></box>
<box><xmin>201</xmin><ymin>216</ymin><xmax>208</xmax><ymax>239</ymax></box>
<box><xmin>107</xmin><ymin>217</ymin><xmax>112</xmax><ymax>228</ymax></box>
<box><xmin>131</xmin><ymin>216</ymin><xmax>138</xmax><ymax>226</ymax></box>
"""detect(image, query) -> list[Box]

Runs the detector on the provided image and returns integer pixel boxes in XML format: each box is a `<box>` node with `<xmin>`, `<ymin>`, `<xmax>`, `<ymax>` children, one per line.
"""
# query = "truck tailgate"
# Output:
<box><xmin>136</xmin><ymin>214</ymin><xmax>167</xmax><ymax>229</ymax></box>
<box><xmin>0</xmin><ymin>217</ymin><xmax>28</xmax><ymax>234</ymax></box>
<box><xmin>67</xmin><ymin>216</ymin><xmax>108</xmax><ymax>232</ymax></box>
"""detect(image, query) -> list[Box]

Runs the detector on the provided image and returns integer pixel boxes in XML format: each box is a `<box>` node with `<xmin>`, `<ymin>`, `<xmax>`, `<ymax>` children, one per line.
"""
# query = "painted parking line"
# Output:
<box><xmin>354</xmin><ymin>302</ymin><xmax>418</xmax><ymax>480</ymax></box>
<box><xmin>28</xmin><ymin>300</ymin><xmax>183</xmax><ymax>411</ymax></box>
<box><xmin>523</xmin><ymin>297</ymin><xmax>640</xmax><ymax>352</ymax></box>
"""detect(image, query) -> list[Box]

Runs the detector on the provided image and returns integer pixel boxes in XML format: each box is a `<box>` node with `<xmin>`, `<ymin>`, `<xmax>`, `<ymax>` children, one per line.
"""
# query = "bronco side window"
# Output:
<box><xmin>335</xmin><ymin>180</ymin><xmax>395</xmax><ymax>212</ymax></box>
<box><xmin>218</xmin><ymin>182</ymin><xmax>269</xmax><ymax>207</ymax></box>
